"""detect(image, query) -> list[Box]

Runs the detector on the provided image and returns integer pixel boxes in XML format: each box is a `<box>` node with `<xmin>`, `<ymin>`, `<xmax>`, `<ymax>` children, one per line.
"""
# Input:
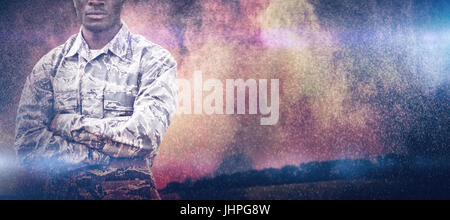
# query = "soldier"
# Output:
<box><xmin>14</xmin><ymin>0</ymin><xmax>177</xmax><ymax>200</ymax></box>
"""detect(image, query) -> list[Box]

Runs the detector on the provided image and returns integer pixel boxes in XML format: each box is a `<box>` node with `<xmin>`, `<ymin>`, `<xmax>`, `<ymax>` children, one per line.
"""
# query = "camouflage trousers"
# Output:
<box><xmin>43</xmin><ymin>167</ymin><xmax>161</xmax><ymax>200</ymax></box>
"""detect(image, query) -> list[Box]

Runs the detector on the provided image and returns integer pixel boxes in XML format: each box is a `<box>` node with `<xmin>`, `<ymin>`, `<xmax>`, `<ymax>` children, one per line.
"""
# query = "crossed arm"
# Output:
<box><xmin>15</xmin><ymin>52</ymin><xmax>177</xmax><ymax>171</ymax></box>
<box><xmin>51</xmin><ymin>62</ymin><xmax>178</xmax><ymax>159</ymax></box>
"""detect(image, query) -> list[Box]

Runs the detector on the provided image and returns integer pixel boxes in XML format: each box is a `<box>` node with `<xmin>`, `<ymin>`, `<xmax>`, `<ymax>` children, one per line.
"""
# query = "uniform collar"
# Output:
<box><xmin>66</xmin><ymin>22</ymin><xmax>131</xmax><ymax>61</ymax></box>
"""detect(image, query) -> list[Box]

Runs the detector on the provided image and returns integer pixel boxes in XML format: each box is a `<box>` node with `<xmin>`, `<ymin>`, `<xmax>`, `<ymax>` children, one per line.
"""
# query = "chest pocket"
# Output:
<box><xmin>103</xmin><ymin>90</ymin><xmax>136</xmax><ymax>117</ymax></box>
<box><xmin>54</xmin><ymin>90</ymin><xmax>79</xmax><ymax>114</ymax></box>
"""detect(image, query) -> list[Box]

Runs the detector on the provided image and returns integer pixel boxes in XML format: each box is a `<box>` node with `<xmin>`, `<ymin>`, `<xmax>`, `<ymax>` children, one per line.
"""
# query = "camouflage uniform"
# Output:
<box><xmin>14</xmin><ymin>22</ymin><xmax>178</xmax><ymax>200</ymax></box>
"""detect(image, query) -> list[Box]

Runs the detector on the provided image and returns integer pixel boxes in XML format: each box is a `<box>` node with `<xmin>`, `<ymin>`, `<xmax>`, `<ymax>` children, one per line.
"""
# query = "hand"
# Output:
<box><xmin>72</xmin><ymin>129</ymin><xmax>103</xmax><ymax>142</ymax></box>
<box><xmin>71</xmin><ymin>130</ymin><xmax>105</xmax><ymax>150</ymax></box>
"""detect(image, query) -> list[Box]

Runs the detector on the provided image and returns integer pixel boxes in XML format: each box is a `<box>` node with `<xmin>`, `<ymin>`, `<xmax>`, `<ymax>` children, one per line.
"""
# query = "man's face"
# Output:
<box><xmin>73</xmin><ymin>0</ymin><xmax>124</xmax><ymax>32</ymax></box>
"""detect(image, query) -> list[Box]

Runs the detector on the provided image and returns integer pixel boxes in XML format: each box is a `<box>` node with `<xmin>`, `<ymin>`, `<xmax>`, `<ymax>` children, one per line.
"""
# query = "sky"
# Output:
<box><xmin>0</xmin><ymin>0</ymin><xmax>448</xmax><ymax>189</ymax></box>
